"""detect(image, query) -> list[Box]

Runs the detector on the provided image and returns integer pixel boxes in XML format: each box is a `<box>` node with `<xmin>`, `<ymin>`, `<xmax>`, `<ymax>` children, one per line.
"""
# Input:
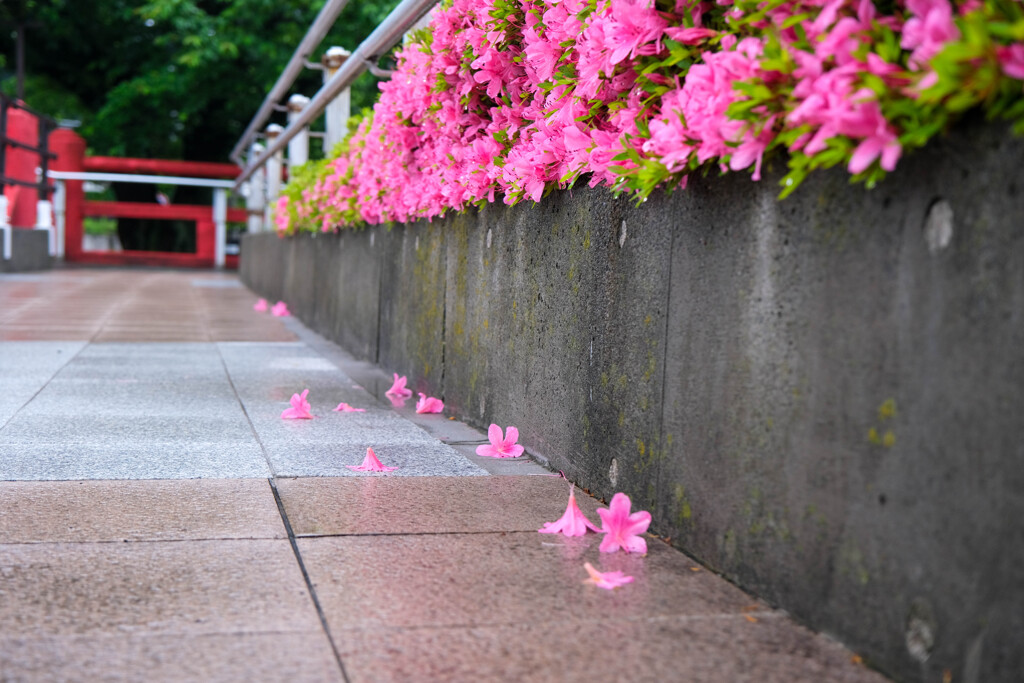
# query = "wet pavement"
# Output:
<box><xmin>0</xmin><ymin>269</ymin><xmax>889</xmax><ymax>682</ymax></box>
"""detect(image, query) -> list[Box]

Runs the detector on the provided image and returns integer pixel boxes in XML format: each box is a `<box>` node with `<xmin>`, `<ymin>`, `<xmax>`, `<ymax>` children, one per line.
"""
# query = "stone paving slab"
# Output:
<box><xmin>0</xmin><ymin>539</ymin><xmax>319</xmax><ymax>636</ymax></box>
<box><xmin>263</xmin><ymin>440</ymin><xmax>486</xmax><ymax>478</ymax></box>
<box><xmin>0</xmin><ymin>442</ymin><xmax>270</xmax><ymax>480</ymax></box>
<box><xmin>334</xmin><ymin>615</ymin><xmax>885</xmax><ymax>683</ymax></box>
<box><xmin>218</xmin><ymin>342</ymin><xmax>486</xmax><ymax>478</ymax></box>
<box><xmin>299</xmin><ymin>532</ymin><xmax>764</xmax><ymax>631</ymax></box>
<box><xmin>0</xmin><ymin>342</ymin><xmax>84</xmax><ymax>426</ymax></box>
<box><xmin>17</xmin><ymin>379</ymin><xmax>243</xmax><ymax>417</ymax></box>
<box><xmin>0</xmin><ymin>631</ymin><xmax>342</xmax><ymax>683</ymax></box>
<box><xmin>0</xmin><ymin>479</ymin><xmax>285</xmax><ymax>543</ymax></box>
<box><xmin>278</xmin><ymin>476</ymin><xmax>595</xmax><ymax>536</ymax></box>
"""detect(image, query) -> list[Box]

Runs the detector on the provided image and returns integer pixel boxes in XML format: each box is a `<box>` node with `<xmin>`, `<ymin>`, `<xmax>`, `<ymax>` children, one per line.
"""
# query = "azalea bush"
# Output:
<box><xmin>276</xmin><ymin>0</ymin><xmax>1024</xmax><ymax>234</ymax></box>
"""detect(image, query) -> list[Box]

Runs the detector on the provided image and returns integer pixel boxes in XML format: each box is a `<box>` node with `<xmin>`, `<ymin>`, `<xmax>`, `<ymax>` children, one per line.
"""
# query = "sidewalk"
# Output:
<box><xmin>0</xmin><ymin>269</ymin><xmax>888</xmax><ymax>682</ymax></box>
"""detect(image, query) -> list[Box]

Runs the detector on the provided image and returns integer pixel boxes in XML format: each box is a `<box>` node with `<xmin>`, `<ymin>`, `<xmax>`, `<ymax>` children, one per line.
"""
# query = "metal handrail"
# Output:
<box><xmin>231</xmin><ymin>0</ymin><xmax>437</xmax><ymax>191</ymax></box>
<box><xmin>229</xmin><ymin>0</ymin><xmax>352</xmax><ymax>166</ymax></box>
<box><xmin>49</xmin><ymin>170</ymin><xmax>235</xmax><ymax>189</ymax></box>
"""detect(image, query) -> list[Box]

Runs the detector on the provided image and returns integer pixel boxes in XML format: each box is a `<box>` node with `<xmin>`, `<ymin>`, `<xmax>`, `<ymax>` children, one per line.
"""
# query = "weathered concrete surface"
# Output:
<box><xmin>0</xmin><ymin>229</ymin><xmax>51</xmax><ymax>272</ymax></box>
<box><xmin>240</xmin><ymin>119</ymin><xmax>1024</xmax><ymax>683</ymax></box>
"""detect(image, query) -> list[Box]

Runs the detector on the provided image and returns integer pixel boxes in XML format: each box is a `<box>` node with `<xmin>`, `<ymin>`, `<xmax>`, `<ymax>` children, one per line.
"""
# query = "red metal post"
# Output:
<box><xmin>4</xmin><ymin>107</ymin><xmax>39</xmax><ymax>228</ymax></box>
<box><xmin>49</xmin><ymin>128</ymin><xmax>87</xmax><ymax>261</ymax></box>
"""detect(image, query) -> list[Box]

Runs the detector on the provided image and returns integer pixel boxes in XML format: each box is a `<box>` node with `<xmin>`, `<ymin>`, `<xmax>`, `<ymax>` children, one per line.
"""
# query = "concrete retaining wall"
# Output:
<box><xmin>0</xmin><ymin>229</ymin><xmax>51</xmax><ymax>272</ymax></box>
<box><xmin>241</xmin><ymin>119</ymin><xmax>1024</xmax><ymax>683</ymax></box>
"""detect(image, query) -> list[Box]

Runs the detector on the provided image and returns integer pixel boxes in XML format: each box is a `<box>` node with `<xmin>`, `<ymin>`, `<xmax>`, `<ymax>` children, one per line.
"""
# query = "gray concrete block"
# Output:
<box><xmin>311</xmin><ymin>230</ymin><xmax>380</xmax><ymax>362</ymax></box>
<box><xmin>377</xmin><ymin>221</ymin><xmax>446</xmax><ymax>393</ymax></box>
<box><xmin>441</xmin><ymin>192</ymin><xmax>672</xmax><ymax>506</ymax></box>
<box><xmin>658</xmin><ymin>120</ymin><xmax>1024</xmax><ymax>683</ymax></box>
<box><xmin>0</xmin><ymin>229</ymin><xmax>51</xmax><ymax>272</ymax></box>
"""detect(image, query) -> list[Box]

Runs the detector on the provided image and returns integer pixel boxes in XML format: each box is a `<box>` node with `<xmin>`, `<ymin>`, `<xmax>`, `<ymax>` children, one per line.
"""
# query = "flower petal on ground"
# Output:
<box><xmin>415</xmin><ymin>393</ymin><xmax>444</xmax><ymax>414</ymax></box>
<box><xmin>475</xmin><ymin>423</ymin><xmax>526</xmax><ymax>458</ymax></box>
<box><xmin>281</xmin><ymin>388</ymin><xmax>314</xmax><ymax>419</ymax></box>
<box><xmin>253</xmin><ymin>298</ymin><xmax>268</xmax><ymax>312</ymax></box>
<box><xmin>333</xmin><ymin>402</ymin><xmax>366</xmax><ymax>412</ymax></box>
<box><xmin>346</xmin><ymin>447</ymin><xmax>399</xmax><ymax>472</ymax></box>
<box><xmin>597</xmin><ymin>492</ymin><xmax>651</xmax><ymax>553</ymax></box>
<box><xmin>539</xmin><ymin>484</ymin><xmax>601</xmax><ymax>536</ymax></box>
<box><xmin>385</xmin><ymin>373</ymin><xmax>413</xmax><ymax>398</ymax></box>
<box><xmin>271</xmin><ymin>301</ymin><xmax>291</xmax><ymax>317</ymax></box>
<box><xmin>583</xmin><ymin>562</ymin><xmax>634</xmax><ymax>590</ymax></box>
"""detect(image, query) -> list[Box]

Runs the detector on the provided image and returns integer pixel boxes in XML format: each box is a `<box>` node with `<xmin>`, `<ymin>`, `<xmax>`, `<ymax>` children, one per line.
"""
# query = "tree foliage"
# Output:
<box><xmin>0</xmin><ymin>0</ymin><xmax>396</xmax><ymax>161</ymax></box>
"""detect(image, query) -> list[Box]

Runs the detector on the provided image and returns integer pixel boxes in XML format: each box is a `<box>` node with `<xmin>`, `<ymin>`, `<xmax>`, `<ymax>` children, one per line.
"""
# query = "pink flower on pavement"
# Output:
<box><xmin>476</xmin><ymin>424</ymin><xmax>525</xmax><ymax>458</ymax></box>
<box><xmin>583</xmin><ymin>562</ymin><xmax>634</xmax><ymax>590</ymax></box>
<box><xmin>281</xmin><ymin>389</ymin><xmax>314</xmax><ymax>419</ymax></box>
<box><xmin>388</xmin><ymin>394</ymin><xmax>409</xmax><ymax>408</ymax></box>
<box><xmin>271</xmin><ymin>301</ymin><xmax>291</xmax><ymax>317</ymax></box>
<box><xmin>385</xmin><ymin>373</ymin><xmax>413</xmax><ymax>398</ymax></box>
<box><xmin>333</xmin><ymin>403</ymin><xmax>366</xmax><ymax>413</ymax></box>
<box><xmin>597</xmin><ymin>492</ymin><xmax>651</xmax><ymax>554</ymax></box>
<box><xmin>253</xmin><ymin>298</ymin><xmax>268</xmax><ymax>312</ymax></box>
<box><xmin>346</xmin><ymin>447</ymin><xmax>398</xmax><ymax>473</ymax></box>
<box><xmin>415</xmin><ymin>393</ymin><xmax>444</xmax><ymax>414</ymax></box>
<box><xmin>539</xmin><ymin>484</ymin><xmax>601</xmax><ymax>536</ymax></box>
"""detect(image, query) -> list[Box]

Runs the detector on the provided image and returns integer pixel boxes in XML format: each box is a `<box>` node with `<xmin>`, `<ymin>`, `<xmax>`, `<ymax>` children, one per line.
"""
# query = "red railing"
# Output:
<box><xmin>51</xmin><ymin>128</ymin><xmax>244</xmax><ymax>268</ymax></box>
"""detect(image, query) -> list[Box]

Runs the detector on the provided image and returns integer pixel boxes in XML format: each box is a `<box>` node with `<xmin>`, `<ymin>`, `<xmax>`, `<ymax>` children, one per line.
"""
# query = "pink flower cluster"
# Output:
<box><xmin>278</xmin><ymin>0</ymin><xmax>1023</xmax><ymax>233</ymax></box>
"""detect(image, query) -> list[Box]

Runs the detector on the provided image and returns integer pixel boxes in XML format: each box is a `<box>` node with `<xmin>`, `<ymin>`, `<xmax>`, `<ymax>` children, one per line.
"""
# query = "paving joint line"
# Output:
<box><xmin>214</xmin><ymin>341</ymin><xmax>349</xmax><ymax>682</ymax></box>
<box><xmin>268</xmin><ymin>477</ymin><xmax>350</xmax><ymax>683</ymax></box>
<box><xmin>0</xmin><ymin>340</ymin><xmax>90</xmax><ymax>434</ymax></box>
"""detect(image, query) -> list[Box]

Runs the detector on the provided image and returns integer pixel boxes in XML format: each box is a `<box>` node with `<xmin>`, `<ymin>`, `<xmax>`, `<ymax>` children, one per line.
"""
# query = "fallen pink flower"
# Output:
<box><xmin>583</xmin><ymin>562</ymin><xmax>634</xmax><ymax>590</ymax></box>
<box><xmin>253</xmin><ymin>298</ymin><xmax>268</xmax><ymax>312</ymax></box>
<box><xmin>416</xmin><ymin>393</ymin><xmax>444</xmax><ymax>414</ymax></box>
<box><xmin>346</xmin><ymin>447</ymin><xmax>398</xmax><ymax>472</ymax></box>
<box><xmin>476</xmin><ymin>424</ymin><xmax>525</xmax><ymax>458</ymax></box>
<box><xmin>385</xmin><ymin>373</ymin><xmax>413</xmax><ymax>398</ymax></box>
<box><xmin>271</xmin><ymin>301</ymin><xmax>291</xmax><ymax>317</ymax></box>
<box><xmin>539</xmin><ymin>483</ymin><xmax>601</xmax><ymax>536</ymax></box>
<box><xmin>388</xmin><ymin>394</ymin><xmax>409</xmax><ymax>409</ymax></box>
<box><xmin>333</xmin><ymin>402</ymin><xmax>366</xmax><ymax>413</ymax></box>
<box><xmin>281</xmin><ymin>389</ymin><xmax>314</xmax><ymax>419</ymax></box>
<box><xmin>597</xmin><ymin>492</ymin><xmax>652</xmax><ymax>554</ymax></box>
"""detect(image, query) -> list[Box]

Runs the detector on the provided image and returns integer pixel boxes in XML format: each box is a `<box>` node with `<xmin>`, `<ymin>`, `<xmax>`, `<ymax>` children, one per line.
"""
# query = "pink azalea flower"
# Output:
<box><xmin>539</xmin><ymin>484</ymin><xmax>601</xmax><ymax>536</ymax></box>
<box><xmin>664</xmin><ymin>27</ymin><xmax>718</xmax><ymax>45</ymax></box>
<box><xmin>333</xmin><ymin>402</ymin><xmax>366</xmax><ymax>413</ymax></box>
<box><xmin>997</xmin><ymin>44</ymin><xmax>1024</xmax><ymax>80</ymax></box>
<box><xmin>415</xmin><ymin>393</ymin><xmax>444</xmax><ymax>414</ymax></box>
<box><xmin>346</xmin><ymin>447</ymin><xmax>399</xmax><ymax>472</ymax></box>
<box><xmin>253</xmin><ymin>298</ymin><xmax>268</xmax><ymax>312</ymax></box>
<box><xmin>388</xmin><ymin>394</ymin><xmax>409</xmax><ymax>408</ymax></box>
<box><xmin>597</xmin><ymin>492</ymin><xmax>651</xmax><ymax>554</ymax></box>
<box><xmin>385</xmin><ymin>373</ymin><xmax>413</xmax><ymax>398</ymax></box>
<box><xmin>475</xmin><ymin>424</ymin><xmax>525</xmax><ymax>458</ymax></box>
<box><xmin>271</xmin><ymin>301</ymin><xmax>291</xmax><ymax>317</ymax></box>
<box><xmin>281</xmin><ymin>389</ymin><xmax>314</xmax><ymax>419</ymax></box>
<box><xmin>583</xmin><ymin>562</ymin><xmax>634</xmax><ymax>590</ymax></box>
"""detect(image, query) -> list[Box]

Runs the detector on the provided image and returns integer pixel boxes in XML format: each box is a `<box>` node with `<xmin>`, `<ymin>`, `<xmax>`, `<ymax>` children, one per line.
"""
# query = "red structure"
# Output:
<box><xmin>50</xmin><ymin>129</ymin><xmax>245</xmax><ymax>268</ymax></box>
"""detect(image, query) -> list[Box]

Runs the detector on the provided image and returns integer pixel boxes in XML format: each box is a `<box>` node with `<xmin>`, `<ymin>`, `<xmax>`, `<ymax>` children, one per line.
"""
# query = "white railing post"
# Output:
<box><xmin>264</xmin><ymin>124</ymin><xmax>284</xmax><ymax>229</ymax></box>
<box><xmin>0</xmin><ymin>195</ymin><xmax>10</xmax><ymax>260</ymax></box>
<box><xmin>322</xmin><ymin>47</ymin><xmax>351</xmax><ymax>156</ymax></box>
<box><xmin>53</xmin><ymin>180</ymin><xmax>65</xmax><ymax>259</ymax></box>
<box><xmin>213</xmin><ymin>187</ymin><xmax>227</xmax><ymax>268</ymax></box>
<box><xmin>244</xmin><ymin>142</ymin><xmax>265</xmax><ymax>234</ymax></box>
<box><xmin>35</xmin><ymin>199</ymin><xmax>55</xmax><ymax>256</ymax></box>
<box><xmin>287</xmin><ymin>94</ymin><xmax>310</xmax><ymax>168</ymax></box>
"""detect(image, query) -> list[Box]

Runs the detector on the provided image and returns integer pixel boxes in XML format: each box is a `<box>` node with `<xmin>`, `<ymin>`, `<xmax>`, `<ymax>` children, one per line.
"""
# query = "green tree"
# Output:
<box><xmin>0</xmin><ymin>0</ymin><xmax>395</xmax><ymax>250</ymax></box>
<box><xmin>1</xmin><ymin>0</ymin><xmax>395</xmax><ymax>160</ymax></box>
